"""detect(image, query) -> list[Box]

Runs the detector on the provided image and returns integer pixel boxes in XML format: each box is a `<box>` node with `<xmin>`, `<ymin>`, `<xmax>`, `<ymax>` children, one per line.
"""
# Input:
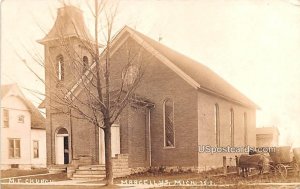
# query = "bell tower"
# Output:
<box><xmin>38</xmin><ymin>5</ymin><xmax>95</xmax><ymax>165</ymax></box>
<box><xmin>38</xmin><ymin>5</ymin><xmax>94</xmax><ymax>97</ymax></box>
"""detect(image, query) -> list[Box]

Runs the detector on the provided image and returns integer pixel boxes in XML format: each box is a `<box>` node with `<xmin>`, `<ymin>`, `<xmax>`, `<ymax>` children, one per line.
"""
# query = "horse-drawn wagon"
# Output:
<box><xmin>236</xmin><ymin>146</ymin><xmax>300</xmax><ymax>178</ymax></box>
<box><xmin>236</xmin><ymin>153</ymin><xmax>270</xmax><ymax>177</ymax></box>
<box><xmin>269</xmin><ymin>146</ymin><xmax>299</xmax><ymax>178</ymax></box>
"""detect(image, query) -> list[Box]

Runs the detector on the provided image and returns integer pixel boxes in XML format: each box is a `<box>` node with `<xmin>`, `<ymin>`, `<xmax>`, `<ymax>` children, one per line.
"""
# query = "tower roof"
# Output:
<box><xmin>38</xmin><ymin>5</ymin><xmax>94</xmax><ymax>44</ymax></box>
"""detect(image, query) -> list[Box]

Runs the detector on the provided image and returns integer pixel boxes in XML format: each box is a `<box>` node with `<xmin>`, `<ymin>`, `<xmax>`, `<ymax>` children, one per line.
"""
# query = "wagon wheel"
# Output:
<box><xmin>291</xmin><ymin>162</ymin><xmax>299</xmax><ymax>176</ymax></box>
<box><xmin>276</xmin><ymin>164</ymin><xmax>287</xmax><ymax>178</ymax></box>
<box><xmin>264</xmin><ymin>164</ymin><xmax>276</xmax><ymax>176</ymax></box>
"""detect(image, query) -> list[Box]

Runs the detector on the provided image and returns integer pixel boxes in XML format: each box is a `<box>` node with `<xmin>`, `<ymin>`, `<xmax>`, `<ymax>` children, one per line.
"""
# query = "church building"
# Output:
<box><xmin>39</xmin><ymin>5</ymin><xmax>258</xmax><ymax>176</ymax></box>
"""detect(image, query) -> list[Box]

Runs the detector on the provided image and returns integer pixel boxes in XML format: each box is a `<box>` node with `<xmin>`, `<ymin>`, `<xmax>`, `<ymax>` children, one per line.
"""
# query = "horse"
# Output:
<box><xmin>237</xmin><ymin>153</ymin><xmax>269</xmax><ymax>177</ymax></box>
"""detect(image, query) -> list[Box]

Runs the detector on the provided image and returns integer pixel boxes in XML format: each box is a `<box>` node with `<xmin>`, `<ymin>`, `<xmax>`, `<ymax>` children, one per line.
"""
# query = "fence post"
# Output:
<box><xmin>235</xmin><ymin>155</ymin><xmax>240</xmax><ymax>175</ymax></box>
<box><xmin>223</xmin><ymin>156</ymin><xmax>227</xmax><ymax>175</ymax></box>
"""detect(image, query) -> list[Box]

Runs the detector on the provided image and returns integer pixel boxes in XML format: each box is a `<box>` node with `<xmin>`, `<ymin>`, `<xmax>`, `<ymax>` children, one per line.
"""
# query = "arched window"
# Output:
<box><xmin>214</xmin><ymin>104</ymin><xmax>220</xmax><ymax>147</ymax></box>
<box><xmin>244</xmin><ymin>112</ymin><xmax>248</xmax><ymax>146</ymax></box>
<box><xmin>56</xmin><ymin>55</ymin><xmax>64</xmax><ymax>81</ymax></box>
<box><xmin>83</xmin><ymin>56</ymin><xmax>88</xmax><ymax>73</ymax></box>
<box><xmin>57</xmin><ymin>127</ymin><xmax>68</xmax><ymax>135</ymax></box>
<box><xmin>163</xmin><ymin>98</ymin><xmax>174</xmax><ymax>147</ymax></box>
<box><xmin>230</xmin><ymin>108</ymin><xmax>234</xmax><ymax>146</ymax></box>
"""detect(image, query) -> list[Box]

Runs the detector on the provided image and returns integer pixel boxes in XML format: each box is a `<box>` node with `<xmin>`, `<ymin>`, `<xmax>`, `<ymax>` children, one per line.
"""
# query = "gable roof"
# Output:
<box><xmin>126</xmin><ymin>27</ymin><xmax>259</xmax><ymax>109</ymax></box>
<box><xmin>65</xmin><ymin>26</ymin><xmax>259</xmax><ymax>109</ymax></box>
<box><xmin>1</xmin><ymin>84</ymin><xmax>45</xmax><ymax>130</ymax></box>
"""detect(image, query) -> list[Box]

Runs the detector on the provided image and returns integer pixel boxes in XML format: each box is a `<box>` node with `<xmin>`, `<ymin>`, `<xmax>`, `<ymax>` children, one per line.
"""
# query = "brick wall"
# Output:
<box><xmin>109</xmin><ymin>37</ymin><xmax>199</xmax><ymax>168</ymax></box>
<box><xmin>44</xmin><ymin>32</ymin><xmax>256</xmax><ymax>171</ymax></box>
<box><xmin>112</xmin><ymin>154</ymin><xmax>130</xmax><ymax>178</ymax></box>
<box><xmin>44</xmin><ymin>37</ymin><xmax>96</xmax><ymax>165</ymax></box>
<box><xmin>197</xmin><ymin>91</ymin><xmax>256</xmax><ymax>169</ymax></box>
<box><xmin>127</xmin><ymin>106</ymin><xmax>149</xmax><ymax>168</ymax></box>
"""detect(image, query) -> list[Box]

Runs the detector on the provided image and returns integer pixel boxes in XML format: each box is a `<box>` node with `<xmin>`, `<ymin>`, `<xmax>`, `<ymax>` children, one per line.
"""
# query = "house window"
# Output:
<box><xmin>3</xmin><ymin>109</ymin><xmax>9</xmax><ymax>128</ymax></box>
<box><xmin>230</xmin><ymin>108</ymin><xmax>234</xmax><ymax>146</ymax></box>
<box><xmin>163</xmin><ymin>98</ymin><xmax>175</xmax><ymax>147</ymax></box>
<box><xmin>83</xmin><ymin>56</ymin><xmax>88</xmax><ymax>73</ymax></box>
<box><xmin>214</xmin><ymin>104</ymin><xmax>220</xmax><ymax>147</ymax></box>
<box><xmin>244</xmin><ymin>112</ymin><xmax>248</xmax><ymax>146</ymax></box>
<box><xmin>9</xmin><ymin>139</ymin><xmax>20</xmax><ymax>158</ymax></box>
<box><xmin>33</xmin><ymin>141</ymin><xmax>39</xmax><ymax>158</ymax></box>
<box><xmin>18</xmin><ymin>115</ymin><xmax>24</xmax><ymax>123</ymax></box>
<box><xmin>56</xmin><ymin>55</ymin><xmax>64</xmax><ymax>81</ymax></box>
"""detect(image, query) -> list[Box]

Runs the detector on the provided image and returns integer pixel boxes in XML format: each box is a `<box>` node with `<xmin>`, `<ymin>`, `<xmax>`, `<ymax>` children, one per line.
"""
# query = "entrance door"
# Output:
<box><xmin>99</xmin><ymin>124</ymin><xmax>120</xmax><ymax>164</ymax></box>
<box><xmin>63</xmin><ymin>136</ymin><xmax>69</xmax><ymax>164</ymax></box>
<box><xmin>56</xmin><ymin>128</ymin><xmax>69</xmax><ymax>164</ymax></box>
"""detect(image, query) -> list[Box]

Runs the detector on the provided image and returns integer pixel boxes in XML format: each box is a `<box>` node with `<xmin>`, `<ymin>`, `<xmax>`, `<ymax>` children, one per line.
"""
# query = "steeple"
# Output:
<box><xmin>38</xmin><ymin>5</ymin><xmax>94</xmax><ymax>44</ymax></box>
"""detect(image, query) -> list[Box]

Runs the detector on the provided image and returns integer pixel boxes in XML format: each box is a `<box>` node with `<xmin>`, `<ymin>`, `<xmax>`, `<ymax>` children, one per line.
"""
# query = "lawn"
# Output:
<box><xmin>0</xmin><ymin>168</ymin><xmax>69</xmax><ymax>184</ymax></box>
<box><xmin>1</xmin><ymin>167</ymin><xmax>300</xmax><ymax>189</ymax></box>
<box><xmin>0</xmin><ymin>168</ymin><xmax>49</xmax><ymax>178</ymax></box>
<box><xmin>112</xmin><ymin>167</ymin><xmax>300</xmax><ymax>184</ymax></box>
<box><xmin>81</xmin><ymin>167</ymin><xmax>300</xmax><ymax>188</ymax></box>
<box><xmin>1</xmin><ymin>172</ymin><xmax>68</xmax><ymax>183</ymax></box>
<box><xmin>1</xmin><ymin>186</ymin><xmax>119</xmax><ymax>189</ymax></box>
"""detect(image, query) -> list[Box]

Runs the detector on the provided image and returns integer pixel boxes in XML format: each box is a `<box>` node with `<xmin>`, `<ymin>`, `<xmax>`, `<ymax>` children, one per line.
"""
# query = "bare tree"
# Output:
<box><xmin>19</xmin><ymin>0</ymin><xmax>152</xmax><ymax>185</ymax></box>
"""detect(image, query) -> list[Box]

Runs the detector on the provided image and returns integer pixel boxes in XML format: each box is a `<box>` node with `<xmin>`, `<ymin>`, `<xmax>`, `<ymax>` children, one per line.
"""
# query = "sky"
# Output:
<box><xmin>1</xmin><ymin>0</ymin><xmax>300</xmax><ymax>146</ymax></box>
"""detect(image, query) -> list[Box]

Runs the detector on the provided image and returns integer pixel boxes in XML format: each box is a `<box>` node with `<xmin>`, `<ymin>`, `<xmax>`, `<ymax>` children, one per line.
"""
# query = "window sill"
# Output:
<box><xmin>163</xmin><ymin>146</ymin><xmax>175</xmax><ymax>149</ymax></box>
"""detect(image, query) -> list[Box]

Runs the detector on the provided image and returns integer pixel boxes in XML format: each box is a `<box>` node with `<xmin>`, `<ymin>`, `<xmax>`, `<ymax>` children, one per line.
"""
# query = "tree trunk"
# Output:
<box><xmin>104</xmin><ymin>121</ymin><xmax>113</xmax><ymax>185</ymax></box>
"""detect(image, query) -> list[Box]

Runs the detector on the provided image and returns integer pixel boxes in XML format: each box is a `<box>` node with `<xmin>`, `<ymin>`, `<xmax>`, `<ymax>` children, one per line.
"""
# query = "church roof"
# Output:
<box><xmin>65</xmin><ymin>26</ymin><xmax>259</xmax><ymax>109</ymax></box>
<box><xmin>1</xmin><ymin>84</ymin><xmax>45</xmax><ymax>130</ymax></box>
<box><xmin>126</xmin><ymin>27</ymin><xmax>259</xmax><ymax>109</ymax></box>
<box><xmin>38</xmin><ymin>5</ymin><xmax>94</xmax><ymax>44</ymax></box>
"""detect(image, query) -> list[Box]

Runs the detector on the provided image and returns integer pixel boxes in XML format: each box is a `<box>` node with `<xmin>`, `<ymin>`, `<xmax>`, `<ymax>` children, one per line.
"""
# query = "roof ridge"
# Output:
<box><xmin>64</xmin><ymin>25</ymin><xmax>258</xmax><ymax>109</ymax></box>
<box><xmin>126</xmin><ymin>27</ymin><xmax>259</xmax><ymax>109</ymax></box>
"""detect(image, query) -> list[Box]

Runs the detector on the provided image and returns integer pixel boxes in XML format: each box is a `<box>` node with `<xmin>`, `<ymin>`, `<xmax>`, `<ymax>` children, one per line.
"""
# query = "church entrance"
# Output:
<box><xmin>55</xmin><ymin>128</ymin><xmax>69</xmax><ymax>164</ymax></box>
<box><xmin>99</xmin><ymin>124</ymin><xmax>120</xmax><ymax>164</ymax></box>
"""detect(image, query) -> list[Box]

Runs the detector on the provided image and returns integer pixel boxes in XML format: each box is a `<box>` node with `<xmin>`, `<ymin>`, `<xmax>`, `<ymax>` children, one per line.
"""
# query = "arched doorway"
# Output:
<box><xmin>55</xmin><ymin>128</ymin><xmax>69</xmax><ymax>164</ymax></box>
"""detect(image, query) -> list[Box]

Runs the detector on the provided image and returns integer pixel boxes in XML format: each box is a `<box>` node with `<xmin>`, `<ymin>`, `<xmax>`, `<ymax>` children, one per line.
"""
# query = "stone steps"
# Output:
<box><xmin>70</xmin><ymin>154</ymin><xmax>130</xmax><ymax>180</ymax></box>
<box><xmin>74</xmin><ymin>170</ymin><xmax>106</xmax><ymax>175</ymax></box>
<box><xmin>72</xmin><ymin>174</ymin><xmax>106</xmax><ymax>180</ymax></box>
<box><xmin>48</xmin><ymin>165</ymin><xmax>67</xmax><ymax>173</ymax></box>
<box><xmin>71</xmin><ymin>164</ymin><xmax>106</xmax><ymax>180</ymax></box>
<box><xmin>78</xmin><ymin>165</ymin><xmax>106</xmax><ymax>171</ymax></box>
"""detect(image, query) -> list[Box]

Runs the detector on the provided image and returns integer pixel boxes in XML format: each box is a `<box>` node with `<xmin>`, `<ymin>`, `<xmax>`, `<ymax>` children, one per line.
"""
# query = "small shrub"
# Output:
<box><xmin>158</xmin><ymin>166</ymin><xmax>166</xmax><ymax>173</ymax></box>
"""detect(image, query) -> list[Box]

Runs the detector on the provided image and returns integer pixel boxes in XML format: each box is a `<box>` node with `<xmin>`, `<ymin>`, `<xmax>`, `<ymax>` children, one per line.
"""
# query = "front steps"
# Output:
<box><xmin>48</xmin><ymin>164</ymin><xmax>68</xmax><ymax>173</ymax></box>
<box><xmin>66</xmin><ymin>154</ymin><xmax>130</xmax><ymax>180</ymax></box>
<box><xmin>71</xmin><ymin>165</ymin><xmax>106</xmax><ymax>180</ymax></box>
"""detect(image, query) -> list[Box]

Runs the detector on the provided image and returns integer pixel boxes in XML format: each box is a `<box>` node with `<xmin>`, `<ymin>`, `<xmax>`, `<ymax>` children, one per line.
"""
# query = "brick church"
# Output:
<box><xmin>39</xmin><ymin>5</ymin><xmax>258</xmax><ymax>174</ymax></box>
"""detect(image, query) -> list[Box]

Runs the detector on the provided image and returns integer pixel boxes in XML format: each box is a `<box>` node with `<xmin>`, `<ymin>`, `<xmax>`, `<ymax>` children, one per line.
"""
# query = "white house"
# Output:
<box><xmin>1</xmin><ymin>84</ymin><xmax>46</xmax><ymax>170</ymax></box>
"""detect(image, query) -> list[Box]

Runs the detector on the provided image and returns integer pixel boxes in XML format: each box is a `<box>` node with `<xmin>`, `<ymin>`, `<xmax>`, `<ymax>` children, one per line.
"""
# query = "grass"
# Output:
<box><xmin>80</xmin><ymin>166</ymin><xmax>300</xmax><ymax>189</ymax></box>
<box><xmin>113</xmin><ymin>167</ymin><xmax>300</xmax><ymax>188</ymax></box>
<box><xmin>1</xmin><ymin>186</ymin><xmax>120</xmax><ymax>189</ymax></box>
<box><xmin>0</xmin><ymin>168</ymin><xmax>49</xmax><ymax>178</ymax></box>
<box><xmin>1</xmin><ymin>173</ymin><xmax>69</xmax><ymax>183</ymax></box>
<box><xmin>0</xmin><ymin>168</ymin><xmax>69</xmax><ymax>184</ymax></box>
<box><xmin>1</xmin><ymin>167</ymin><xmax>300</xmax><ymax>188</ymax></box>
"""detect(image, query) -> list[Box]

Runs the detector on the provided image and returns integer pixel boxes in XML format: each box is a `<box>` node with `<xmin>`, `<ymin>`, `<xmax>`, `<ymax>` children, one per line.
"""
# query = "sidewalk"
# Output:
<box><xmin>1</xmin><ymin>178</ymin><xmax>158</xmax><ymax>188</ymax></box>
<box><xmin>3</xmin><ymin>178</ymin><xmax>300</xmax><ymax>188</ymax></box>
